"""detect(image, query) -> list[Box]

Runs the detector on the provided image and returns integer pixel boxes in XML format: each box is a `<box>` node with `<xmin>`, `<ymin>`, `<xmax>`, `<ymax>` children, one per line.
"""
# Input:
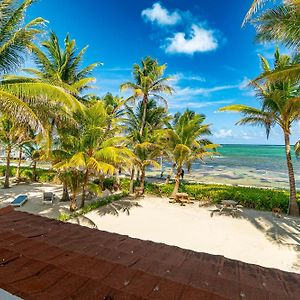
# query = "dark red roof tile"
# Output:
<box><xmin>0</xmin><ymin>207</ymin><xmax>299</xmax><ymax>300</ymax></box>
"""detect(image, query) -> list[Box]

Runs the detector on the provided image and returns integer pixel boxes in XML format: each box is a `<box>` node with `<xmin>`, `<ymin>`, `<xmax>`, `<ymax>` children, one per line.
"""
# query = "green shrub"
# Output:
<box><xmin>142</xmin><ymin>181</ymin><xmax>297</xmax><ymax>213</ymax></box>
<box><xmin>57</xmin><ymin>191</ymin><xmax>128</xmax><ymax>221</ymax></box>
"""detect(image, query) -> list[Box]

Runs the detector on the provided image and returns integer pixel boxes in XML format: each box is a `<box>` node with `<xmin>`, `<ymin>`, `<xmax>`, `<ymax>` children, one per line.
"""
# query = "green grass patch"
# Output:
<box><xmin>58</xmin><ymin>191</ymin><xmax>128</xmax><ymax>221</ymax></box>
<box><xmin>129</xmin><ymin>179</ymin><xmax>297</xmax><ymax>213</ymax></box>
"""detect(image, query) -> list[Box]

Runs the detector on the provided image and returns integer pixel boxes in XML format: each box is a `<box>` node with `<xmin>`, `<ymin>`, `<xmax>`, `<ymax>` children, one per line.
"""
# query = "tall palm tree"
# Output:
<box><xmin>53</xmin><ymin>102</ymin><xmax>133</xmax><ymax>210</ymax></box>
<box><xmin>0</xmin><ymin>115</ymin><xmax>31</xmax><ymax>188</ymax></box>
<box><xmin>124</xmin><ymin>99</ymin><xmax>171</xmax><ymax>193</ymax></box>
<box><xmin>121</xmin><ymin>56</ymin><xmax>174</xmax><ymax>136</ymax></box>
<box><xmin>24</xmin><ymin>31</ymin><xmax>100</xmax><ymax>96</ymax></box>
<box><xmin>220</xmin><ymin>50</ymin><xmax>300</xmax><ymax>216</ymax></box>
<box><xmin>158</xmin><ymin>109</ymin><xmax>217</xmax><ymax>197</ymax></box>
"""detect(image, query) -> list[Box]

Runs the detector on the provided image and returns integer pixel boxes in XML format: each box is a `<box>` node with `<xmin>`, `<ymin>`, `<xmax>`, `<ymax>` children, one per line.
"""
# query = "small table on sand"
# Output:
<box><xmin>210</xmin><ymin>200</ymin><xmax>243</xmax><ymax>217</ymax></box>
<box><xmin>170</xmin><ymin>193</ymin><xmax>194</xmax><ymax>206</ymax></box>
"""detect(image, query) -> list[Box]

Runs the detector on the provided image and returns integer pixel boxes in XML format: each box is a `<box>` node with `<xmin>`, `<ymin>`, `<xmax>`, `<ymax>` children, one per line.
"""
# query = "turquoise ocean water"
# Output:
<box><xmin>190</xmin><ymin>144</ymin><xmax>300</xmax><ymax>189</ymax></box>
<box><xmin>150</xmin><ymin>144</ymin><xmax>300</xmax><ymax>189</ymax></box>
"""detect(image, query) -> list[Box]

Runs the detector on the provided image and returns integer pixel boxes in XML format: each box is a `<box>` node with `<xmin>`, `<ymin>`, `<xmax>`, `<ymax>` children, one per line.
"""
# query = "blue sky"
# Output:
<box><xmin>27</xmin><ymin>0</ymin><xmax>298</xmax><ymax>145</ymax></box>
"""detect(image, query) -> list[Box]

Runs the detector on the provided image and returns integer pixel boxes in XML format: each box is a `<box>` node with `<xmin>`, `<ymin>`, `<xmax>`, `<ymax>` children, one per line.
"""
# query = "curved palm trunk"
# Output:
<box><xmin>80</xmin><ymin>169</ymin><xmax>89</xmax><ymax>208</ymax></box>
<box><xmin>139</xmin><ymin>95</ymin><xmax>148</xmax><ymax>136</ymax></box>
<box><xmin>284</xmin><ymin>133</ymin><xmax>299</xmax><ymax>216</ymax></box>
<box><xmin>140</xmin><ymin>167</ymin><xmax>146</xmax><ymax>194</ymax></box>
<box><xmin>16</xmin><ymin>147</ymin><xmax>23</xmax><ymax>179</ymax></box>
<box><xmin>4</xmin><ymin>145</ymin><xmax>11</xmax><ymax>189</ymax></box>
<box><xmin>61</xmin><ymin>181</ymin><xmax>70</xmax><ymax>202</ymax></box>
<box><xmin>171</xmin><ymin>167</ymin><xmax>181</xmax><ymax>198</ymax></box>
<box><xmin>129</xmin><ymin>167</ymin><xmax>135</xmax><ymax>194</ymax></box>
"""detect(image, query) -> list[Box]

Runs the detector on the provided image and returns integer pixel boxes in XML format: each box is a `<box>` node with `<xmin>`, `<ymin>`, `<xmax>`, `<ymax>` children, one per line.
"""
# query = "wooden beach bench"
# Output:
<box><xmin>169</xmin><ymin>193</ymin><xmax>194</xmax><ymax>206</ymax></box>
<box><xmin>11</xmin><ymin>195</ymin><xmax>28</xmax><ymax>207</ymax></box>
<box><xmin>43</xmin><ymin>192</ymin><xmax>54</xmax><ymax>204</ymax></box>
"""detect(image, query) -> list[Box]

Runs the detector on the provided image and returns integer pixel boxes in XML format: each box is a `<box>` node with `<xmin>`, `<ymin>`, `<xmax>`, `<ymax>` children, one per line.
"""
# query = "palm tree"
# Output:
<box><xmin>23</xmin><ymin>31</ymin><xmax>100</xmax><ymax>96</ymax></box>
<box><xmin>0</xmin><ymin>0</ymin><xmax>44</xmax><ymax>74</ymax></box>
<box><xmin>245</xmin><ymin>1</ymin><xmax>300</xmax><ymax>82</ymax></box>
<box><xmin>0</xmin><ymin>115</ymin><xmax>31</xmax><ymax>188</ymax></box>
<box><xmin>53</xmin><ymin>102</ymin><xmax>133</xmax><ymax>210</ymax></box>
<box><xmin>0</xmin><ymin>1</ymin><xmax>80</xmax><ymax>125</ymax></box>
<box><xmin>124</xmin><ymin>99</ymin><xmax>171</xmax><ymax>193</ymax></box>
<box><xmin>121</xmin><ymin>56</ymin><xmax>174</xmax><ymax>136</ymax></box>
<box><xmin>243</xmin><ymin>0</ymin><xmax>299</xmax><ymax>25</ymax></box>
<box><xmin>158</xmin><ymin>109</ymin><xmax>217</xmax><ymax>197</ymax></box>
<box><xmin>220</xmin><ymin>50</ymin><xmax>300</xmax><ymax>216</ymax></box>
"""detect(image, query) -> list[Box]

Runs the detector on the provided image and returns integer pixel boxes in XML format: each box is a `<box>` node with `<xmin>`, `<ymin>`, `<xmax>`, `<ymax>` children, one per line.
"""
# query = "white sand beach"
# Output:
<box><xmin>0</xmin><ymin>183</ymin><xmax>299</xmax><ymax>273</ymax></box>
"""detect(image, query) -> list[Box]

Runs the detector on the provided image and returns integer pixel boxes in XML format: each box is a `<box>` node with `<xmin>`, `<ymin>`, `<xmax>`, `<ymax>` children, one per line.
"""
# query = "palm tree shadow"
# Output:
<box><xmin>69</xmin><ymin>215</ymin><xmax>98</xmax><ymax>229</ymax></box>
<box><xmin>96</xmin><ymin>200</ymin><xmax>142</xmax><ymax>217</ymax></box>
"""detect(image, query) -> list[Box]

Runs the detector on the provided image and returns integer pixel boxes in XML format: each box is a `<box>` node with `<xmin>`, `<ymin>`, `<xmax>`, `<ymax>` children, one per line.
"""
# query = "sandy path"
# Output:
<box><xmin>86</xmin><ymin>196</ymin><xmax>300</xmax><ymax>273</ymax></box>
<box><xmin>0</xmin><ymin>182</ymin><xmax>68</xmax><ymax>219</ymax></box>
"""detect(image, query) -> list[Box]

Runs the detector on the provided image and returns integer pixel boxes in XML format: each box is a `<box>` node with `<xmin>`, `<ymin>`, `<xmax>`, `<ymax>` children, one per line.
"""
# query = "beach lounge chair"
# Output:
<box><xmin>43</xmin><ymin>192</ymin><xmax>54</xmax><ymax>204</ymax></box>
<box><xmin>11</xmin><ymin>195</ymin><xmax>28</xmax><ymax>207</ymax></box>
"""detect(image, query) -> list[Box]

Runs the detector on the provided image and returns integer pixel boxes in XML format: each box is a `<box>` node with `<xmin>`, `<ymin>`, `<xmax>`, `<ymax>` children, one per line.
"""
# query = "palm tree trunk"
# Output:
<box><xmin>16</xmin><ymin>147</ymin><xmax>23</xmax><ymax>179</ymax></box>
<box><xmin>171</xmin><ymin>167</ymin><xmax>181</xmax><ymax>198</ymax></box>
<box><xmin>136</xmin><ymin>169</ymin><xmax>140</xmax><ymax>183</ymax></box>
<box><xmin>140</xmin><ymin>167</ymin><xmax>146</xmax><ymax>194</ymax></box>
<box><xmin>165</xmin><ymin>167</ymin><xmax>173</xmax><ymax>184</ymax></box>
<box><xmin>129</xmin><ymin>167</ymin><xmax>135</xmax><ymax>194</ymax></box>
<box><xmin>115</xmin><ymin>168</ymin><xmax>120</xmax><ymax>191</ymax></box>
<box><xmin>4</xmin><ymin>146</ymin><xmax>11</xmax><ymax>189</ymax></box>
<box><xmin>139</xmin><ymin>95</ymin><xmax>148</xmax><ymax>136</ymax></box>
<box><xmin>70</xmin><ymin>191</ymin><xmax>77</xmax><ymax>212</ymax></box>
<box><xmin>61</xmin><ymin>181</ymin><xmax>70</xmax><ymax>202</ymax></box>
<box><xmin>284</xmin><ymin>133</ymin><xmax>299</xmax><ymax>216</ymax></box>
<box><xmin>80</xmin><ymin>170</ymin><xmax>89</xmax><ymax>208</ymax></box>
<box><xmin>32</xmin><ymin>161</ymin><xmax>37</xmax><ymax>182</ymax></box>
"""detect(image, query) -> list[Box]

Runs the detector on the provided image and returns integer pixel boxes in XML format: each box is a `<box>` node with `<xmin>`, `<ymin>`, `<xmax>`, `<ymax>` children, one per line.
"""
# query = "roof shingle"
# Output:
<box><xmin>0</xmin><ymin>206</ymin><xmax>299</xmax><ymax>300</ymax></box>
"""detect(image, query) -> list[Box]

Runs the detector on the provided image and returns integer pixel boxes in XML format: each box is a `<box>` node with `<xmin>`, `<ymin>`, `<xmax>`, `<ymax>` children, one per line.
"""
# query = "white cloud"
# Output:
<box><xmin>141</xmin><ymin>3</ymin><xmax>181</xmax><ymax>26</ymax></box>
<box><xmin>165</xmin><ymin>24</ymin><xmax>218</xmax><ymax>55</ymax></box>
<box><xmin>175</xmin><ymin>84</ymin><xmax>239</xmax><ymax>97</ymax></box>
<box><xmin>172</xmin><ymin>72</ymin><xmax>205</xmax><ymax>83</ymax></box>
<box><xmin>214</xmin><ymin>129</ymin><xmax>233</xmax><ymax>138</ymax></box>
<box><xmin>169</xmin><ymin>100</ymin><xmax>233</xmax><ymax>109</ymax></box>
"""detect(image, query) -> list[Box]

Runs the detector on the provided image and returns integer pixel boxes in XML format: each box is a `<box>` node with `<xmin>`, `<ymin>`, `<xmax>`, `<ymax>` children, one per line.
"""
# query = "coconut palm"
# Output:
<box><xmin>0</xmin><ymin>0</ymin><xmax>44</xmax><ymax>73</ymax></box>
<box><xmin>0</xmin><ymin>1</ymin><xmax>80</xmax><ymax>125</ymax></box>
<box><xmin>245</xmin><ymin>1</ymin><xmax>300</xmax><ymax>82</ymax></box>
<box><xmin>243</xmin><ymin>0</ymin><xmax>284</xmax><ymax>25</ymax></box>
<box><xmin>253</xmin><ymin>1</ymin><xmax>300</xmax><ymax>50</ymax></box>
<box><xmin>124</xmin><ymin>99</ymin><xmax>171</xmax><ymax>193</ymax></box>
<box><xmin>121</xmin><ymin>56</ymin><xmax>174</xmax><ymax>136</ymax></box>
<box><xmin>53</xmin><ymin>102</ymin><xmax>133</xmax><ymax>210</ymax></box>
<box><xmin>0</xmin><ymin>115</ymin><xmax>31</xmax><ymax>188</ymax></box>
<box><xmin>23</xmin><ymin>31</ymin><xmax>100</xmax><ymax>96</ymax></box>
<box><xmin>158</xmin><ymin>109</ymin><xmax>217</xmax><ymax>197</ymax></box>
<box><xmin>220</xmin><ymin>50</ymin><xmax>300</xmax><ymax>216</ymax></box>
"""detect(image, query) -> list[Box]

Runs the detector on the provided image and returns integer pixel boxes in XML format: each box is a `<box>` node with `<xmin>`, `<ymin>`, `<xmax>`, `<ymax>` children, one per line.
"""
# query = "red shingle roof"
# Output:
<box><xmin>0</xmin><ymin>205</ymin><xmax>299</xmax><ymax>300</ymax></box>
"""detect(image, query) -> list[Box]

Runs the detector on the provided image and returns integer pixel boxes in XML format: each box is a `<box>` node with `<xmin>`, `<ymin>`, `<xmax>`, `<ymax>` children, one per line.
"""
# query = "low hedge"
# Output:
<box><xmin>0</xmin><ymin>165</ymin><xmax>57</xmax><ymax>183</ymax></box>
<box><xmin>120</xmin><ymin>178</ymin><xmax>298</xmax><ymax>213</ymax></box>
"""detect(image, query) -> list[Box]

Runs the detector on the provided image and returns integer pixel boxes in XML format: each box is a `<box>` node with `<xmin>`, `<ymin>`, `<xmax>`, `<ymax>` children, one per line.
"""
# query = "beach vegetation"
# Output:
<box><xmin>220</xmin><ymin>49</ymin><xmax>300</xmax><ymax>216</ymax></box>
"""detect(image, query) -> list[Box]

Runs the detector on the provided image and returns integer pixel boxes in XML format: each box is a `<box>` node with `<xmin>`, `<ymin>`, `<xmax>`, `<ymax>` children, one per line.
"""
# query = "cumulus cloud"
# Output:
<box><xmin>165</xmin><ymin>24</ymin><xmax>218</xmax><ymax>55</ymax></box>
<box><xmin>214</xmin><ymin>129</ymin><xmax>234</xmax><ymax>138</ymax></box>
<box><xmin>141</xmin><ymin>3</ymin><xmax>181</xmax><ymax>26</ymax></box>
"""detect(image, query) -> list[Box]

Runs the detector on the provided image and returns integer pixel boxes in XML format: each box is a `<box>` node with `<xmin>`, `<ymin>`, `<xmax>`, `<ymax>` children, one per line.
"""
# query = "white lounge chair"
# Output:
<box><xmin>43</xmin><ymin>192</ymin><xmax>54</xmax><ymax>204</ymax></box>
